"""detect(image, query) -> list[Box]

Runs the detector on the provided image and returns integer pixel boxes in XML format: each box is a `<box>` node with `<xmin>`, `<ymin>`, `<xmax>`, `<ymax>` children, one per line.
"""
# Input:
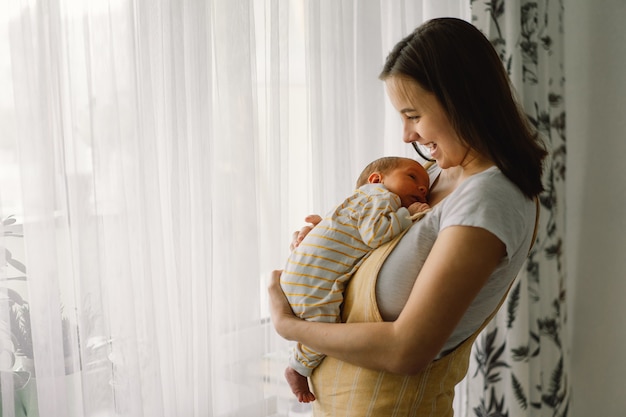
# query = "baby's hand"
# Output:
<box><xmin>407</xmin><ymin>202</ymin><xmax>430</xmax><ymax>216</ymax></box>
<box><xmin>289</xmin><ymin>214</ymin><xmax>322</xmax><ymax>251</ymax></box>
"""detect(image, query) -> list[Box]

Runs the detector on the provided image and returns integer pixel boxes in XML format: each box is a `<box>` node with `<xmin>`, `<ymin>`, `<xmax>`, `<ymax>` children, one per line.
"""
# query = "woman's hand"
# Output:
<box><xmin>268</xmin><ymin>270</ymin><xmax>299</xmax><ymax>340</ymax></box>
<box><xmin>289</xmin><ymin>214</ymin><xmax>322</xmax><ymax>251</ymax></box>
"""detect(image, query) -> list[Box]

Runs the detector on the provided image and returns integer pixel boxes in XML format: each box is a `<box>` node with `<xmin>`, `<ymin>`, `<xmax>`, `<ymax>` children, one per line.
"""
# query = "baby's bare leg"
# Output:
<box><xmin>284</xmin><ymin>367</ymin><xmax>316</xmax><ymax>403</ymax></box>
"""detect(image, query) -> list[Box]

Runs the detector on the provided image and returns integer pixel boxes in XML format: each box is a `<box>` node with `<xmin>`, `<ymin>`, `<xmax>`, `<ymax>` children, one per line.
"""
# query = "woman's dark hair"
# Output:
<box><xmin>380</xmin><ymin>17</ymin><xmax>547</xmax><ymax>198</ymax></box>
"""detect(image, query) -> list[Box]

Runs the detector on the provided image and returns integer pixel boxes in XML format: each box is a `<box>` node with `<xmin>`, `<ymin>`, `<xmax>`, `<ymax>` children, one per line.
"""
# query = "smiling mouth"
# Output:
<box><xmin>411</xmin><ymin>142</ymin><xmax>435</xmax><ymax>162</ymax></box>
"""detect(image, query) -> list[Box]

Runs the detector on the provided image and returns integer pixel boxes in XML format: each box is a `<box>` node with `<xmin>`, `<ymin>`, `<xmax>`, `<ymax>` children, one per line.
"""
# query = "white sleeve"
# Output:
<box><xmin>439</xmin><ymin>170</ymin><xmax>531</xmax><ymax>262</ymax></box>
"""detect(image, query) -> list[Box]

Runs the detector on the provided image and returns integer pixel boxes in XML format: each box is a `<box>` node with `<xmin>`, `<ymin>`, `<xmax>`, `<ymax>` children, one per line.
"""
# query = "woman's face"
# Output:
<box><xmin>385</xmin><ymin>77</ymin><xmax>470</xmax><ymax>170</ymax></box>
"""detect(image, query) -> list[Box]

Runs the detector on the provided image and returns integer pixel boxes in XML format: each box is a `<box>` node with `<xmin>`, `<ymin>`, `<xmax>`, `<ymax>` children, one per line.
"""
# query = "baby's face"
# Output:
<box><xmin>381</xmin><ymin>161</ymin><xmax>430</xmax><ymax>207</ymax></box>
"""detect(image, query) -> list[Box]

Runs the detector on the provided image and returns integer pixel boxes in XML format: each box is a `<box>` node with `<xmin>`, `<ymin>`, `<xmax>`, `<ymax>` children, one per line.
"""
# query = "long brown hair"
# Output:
<box><xmin>380</xmin><ymin>17</ymin><xmax>546</xmax><ymax>198</ymax></box>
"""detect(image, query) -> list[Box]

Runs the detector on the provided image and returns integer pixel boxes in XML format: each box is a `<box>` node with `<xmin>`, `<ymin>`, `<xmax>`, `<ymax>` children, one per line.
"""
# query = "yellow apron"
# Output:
<box><xmin>309</xmin><ymin>231</ymin><xmax>510</xmax><ymax>417</ymax></box>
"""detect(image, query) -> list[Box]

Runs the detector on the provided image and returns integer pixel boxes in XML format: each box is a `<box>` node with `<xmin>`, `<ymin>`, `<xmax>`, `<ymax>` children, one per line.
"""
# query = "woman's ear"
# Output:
<box><xmin>368</xmin><ymin>172</ymin><xmax>383</xmax><ymax>184</ymax></box>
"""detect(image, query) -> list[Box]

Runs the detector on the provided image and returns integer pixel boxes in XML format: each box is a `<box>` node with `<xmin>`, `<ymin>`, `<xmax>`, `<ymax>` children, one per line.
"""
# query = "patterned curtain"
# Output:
<box><xmin>455</xmin><ymin>1</ymin><xmax>570</xmax><ymax>416</ymax></box>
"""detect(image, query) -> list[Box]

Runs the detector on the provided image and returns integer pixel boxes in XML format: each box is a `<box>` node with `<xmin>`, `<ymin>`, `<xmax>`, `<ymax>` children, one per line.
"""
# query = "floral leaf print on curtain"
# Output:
<box><xmin>460</xmin><ymin>1</ymin><xmax>570</xmax><ymax>416</ymax></box>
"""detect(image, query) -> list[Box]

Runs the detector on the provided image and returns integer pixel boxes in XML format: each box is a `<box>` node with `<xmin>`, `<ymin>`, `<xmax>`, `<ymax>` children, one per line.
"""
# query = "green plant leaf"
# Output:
<box><xmin>0</xmin><ymin>276</ymin><xmax>28</xmax><ymax>282</ymax></box>
<box><xmin>7</xmin><ymin>258</ymin><xmax>27</xmax><ymax>274</ymax></box>
<box><xmin>1</xmin><ymin>216</ymin><xmax>16</xmax><ymax>226</ymax></box>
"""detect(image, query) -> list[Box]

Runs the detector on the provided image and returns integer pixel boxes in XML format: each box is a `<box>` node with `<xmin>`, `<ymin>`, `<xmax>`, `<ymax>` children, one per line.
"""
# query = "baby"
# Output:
<box><xmin>280</xmin><ymin>156</ymin><xmax>431</xmax><ymax>402</ymax></box>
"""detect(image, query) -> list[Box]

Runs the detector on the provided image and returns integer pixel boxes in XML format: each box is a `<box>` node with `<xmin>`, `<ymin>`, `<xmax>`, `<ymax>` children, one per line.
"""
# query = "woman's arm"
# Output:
<box><xmin>269</xmin><ymin>224</ymin><xmax>506</xmax><ymax>375</ymax></box>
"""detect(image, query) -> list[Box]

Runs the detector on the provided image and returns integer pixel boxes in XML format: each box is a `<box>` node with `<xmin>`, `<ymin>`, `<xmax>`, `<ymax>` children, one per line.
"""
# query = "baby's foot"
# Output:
<box><xmin>285</xmin><ymin>367</ymin><xmax>316</xmax><ymax>403</ymax></box>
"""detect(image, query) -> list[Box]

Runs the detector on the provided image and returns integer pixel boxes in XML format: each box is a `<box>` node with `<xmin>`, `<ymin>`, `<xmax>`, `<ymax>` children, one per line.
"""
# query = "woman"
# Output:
<box><xmin>269</xmin><ymin>17</ymin><xmax>546</xmax><ymax>416</ymax></box>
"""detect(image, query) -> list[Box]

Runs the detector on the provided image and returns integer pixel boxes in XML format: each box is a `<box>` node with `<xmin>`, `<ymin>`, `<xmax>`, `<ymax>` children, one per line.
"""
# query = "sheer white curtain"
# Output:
<box><xmin>0</xmin><ymin>1</ymin><xmax>468</xmax><ymax>416</ymax></box>
<box><xmin>303</xmin><ymin>0</ymin><xmax>470</xmax><ymax>211</ymax></box>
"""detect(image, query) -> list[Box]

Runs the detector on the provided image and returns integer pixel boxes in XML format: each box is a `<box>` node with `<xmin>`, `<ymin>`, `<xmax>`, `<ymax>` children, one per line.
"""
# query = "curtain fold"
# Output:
<box><xmin>2</xmin><ymin>0</ymin><xmax>270</xmax><ymax>415</ymax></box>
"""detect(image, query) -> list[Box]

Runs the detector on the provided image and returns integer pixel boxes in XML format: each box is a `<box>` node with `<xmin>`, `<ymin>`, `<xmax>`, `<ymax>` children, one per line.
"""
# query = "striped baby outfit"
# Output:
<box><xmin>281</xmin><ymin>183</ymin><xmax>416</xmax><ymax>377</ymax></box>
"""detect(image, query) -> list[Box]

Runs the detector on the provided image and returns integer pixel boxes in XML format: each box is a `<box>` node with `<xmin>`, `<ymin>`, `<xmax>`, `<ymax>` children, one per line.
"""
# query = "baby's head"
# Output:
<box><xmin>356</xmin><ymin>157</ymin><xmax>430</xmax><ymax>207</ymax></box>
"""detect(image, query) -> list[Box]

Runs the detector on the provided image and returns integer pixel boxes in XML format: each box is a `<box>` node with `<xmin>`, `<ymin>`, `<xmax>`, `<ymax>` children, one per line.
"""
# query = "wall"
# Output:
<box><xmin>565</xmin><ymin>1</ymin><xmax>626</xmax><ymax>416</ymax></box>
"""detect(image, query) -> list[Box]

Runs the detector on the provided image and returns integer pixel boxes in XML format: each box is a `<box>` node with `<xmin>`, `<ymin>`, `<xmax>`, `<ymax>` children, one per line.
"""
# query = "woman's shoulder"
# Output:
<box><xmin>449</xmin><ymin>166</ymin><xmax>528</xmax><ymax>207</ymax></box>
<box><xmin>439</xmin><ymin>166</ymin><xmax>535</xmax><ymax>259</ymax></box>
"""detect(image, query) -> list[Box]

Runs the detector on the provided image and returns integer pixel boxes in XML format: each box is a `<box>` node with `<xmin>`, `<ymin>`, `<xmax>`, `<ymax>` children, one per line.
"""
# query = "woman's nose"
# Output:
<box><xmin>402</xmin><ymin>121</ymin><xmax>417</xmax><ymax>143</ymax></box>
<box><xmin>402</xmin><ymin>123</ymin><xmax>419</xmax><ymax>143</ymax></box>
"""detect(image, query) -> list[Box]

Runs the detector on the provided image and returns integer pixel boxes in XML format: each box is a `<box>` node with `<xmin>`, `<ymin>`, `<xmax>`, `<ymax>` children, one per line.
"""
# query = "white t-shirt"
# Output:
<box><xmin>375</xmin><ymin>165</ymin><xmax>536</xmax><ymax>357</ymax></box>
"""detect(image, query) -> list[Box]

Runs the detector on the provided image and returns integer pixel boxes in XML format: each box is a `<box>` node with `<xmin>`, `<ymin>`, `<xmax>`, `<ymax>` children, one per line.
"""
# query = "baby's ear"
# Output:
<box><xmin>368</xmin><ymin>172</ymin><xmax>382</xmax><ymax>184</ymax></box>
